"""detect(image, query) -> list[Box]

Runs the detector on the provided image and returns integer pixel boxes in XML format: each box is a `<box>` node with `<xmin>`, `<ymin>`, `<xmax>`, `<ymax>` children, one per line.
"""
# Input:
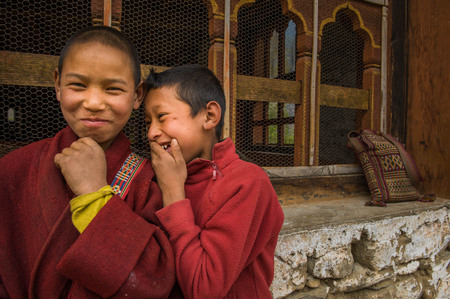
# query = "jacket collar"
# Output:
<box><xmin>185</xmin><ymin>138</ymin><xmax>239</xmax><ymax>184</ymax></box>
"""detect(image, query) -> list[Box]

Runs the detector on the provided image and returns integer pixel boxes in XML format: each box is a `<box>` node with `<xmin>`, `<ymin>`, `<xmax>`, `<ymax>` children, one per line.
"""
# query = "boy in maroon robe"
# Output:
<box><xmin>0</xmin><ymin>26</ymin><xmax>175</xmax><ymax>298</ymax></box>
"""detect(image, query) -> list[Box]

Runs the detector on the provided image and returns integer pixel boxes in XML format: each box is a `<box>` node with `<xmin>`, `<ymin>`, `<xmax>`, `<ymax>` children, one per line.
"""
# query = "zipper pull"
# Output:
<box><xmin>212</xmin><ymin>163</ymin><xmax>217</xmax><ymax>181</ymax></box>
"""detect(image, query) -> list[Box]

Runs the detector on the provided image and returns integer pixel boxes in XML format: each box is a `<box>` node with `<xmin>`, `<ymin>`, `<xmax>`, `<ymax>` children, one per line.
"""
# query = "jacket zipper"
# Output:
<box><xmin>211</xmin><ymin>163</ymin><xmax>222</xmax><ymax>181</ymax></box>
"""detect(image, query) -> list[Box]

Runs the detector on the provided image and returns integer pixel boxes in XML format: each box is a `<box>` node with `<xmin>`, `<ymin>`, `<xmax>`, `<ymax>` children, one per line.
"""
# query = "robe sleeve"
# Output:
<box><xmin>56</xmin><ymin>194</ymin><xmax>175</xmax><ymax>298</ymax></box>
<box><xmin>0</xmin><ymin>275</ymin><xmax>9</xmax><ymax>298</ymax></box>
<box><xmin>155</xmin><ymin>167</ymin><xmax>283</xmax><ymax>299</ymax></box>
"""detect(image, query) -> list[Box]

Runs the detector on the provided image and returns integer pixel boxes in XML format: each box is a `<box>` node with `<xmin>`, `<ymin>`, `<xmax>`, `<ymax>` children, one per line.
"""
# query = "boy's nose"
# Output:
<box><xmin>147</xmin><ymin>124</ymin><xmax>161</xmax><ymax>141</ymax></box>
<box><xmin>83</xmin><ymin>89</ymin><xmax>106</xmax><ymax>111</ymax></box>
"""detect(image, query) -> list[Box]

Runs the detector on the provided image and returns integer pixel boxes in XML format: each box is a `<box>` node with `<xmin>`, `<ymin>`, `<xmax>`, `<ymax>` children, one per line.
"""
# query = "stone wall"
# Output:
<box><xmin>270</xmin><ymin>199</ymin><xmax>450</xmax><ymax>298</ymax></box>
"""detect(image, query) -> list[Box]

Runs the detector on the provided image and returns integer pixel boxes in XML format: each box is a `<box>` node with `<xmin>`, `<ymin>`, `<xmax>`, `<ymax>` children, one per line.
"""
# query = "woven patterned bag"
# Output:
<box><xmin>347</xmin><ymin>129</ymin><xmax>432</xmax><ymax>206</ymax></box>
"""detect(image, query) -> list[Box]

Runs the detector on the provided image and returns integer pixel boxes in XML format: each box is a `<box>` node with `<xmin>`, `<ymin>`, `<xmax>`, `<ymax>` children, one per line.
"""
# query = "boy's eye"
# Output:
<box><xmin>106</xmin><ymin>87</ymin><xmax>124</xmax><ymax>92</ymax></box>
<box><xmin>158</xmin><ymin>113</ymin><xmax>167</xmax><ymax>119</ymax></box>
<box><xmin>69</xmin><ymin>82</ymin><xmax>85</xmax><ymax>88</ymax></box>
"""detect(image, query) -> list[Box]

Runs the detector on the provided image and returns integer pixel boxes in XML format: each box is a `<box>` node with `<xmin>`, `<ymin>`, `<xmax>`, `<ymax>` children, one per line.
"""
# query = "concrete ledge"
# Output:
<box><xmin>281</xmin><ymin>196</ymin><xmax>450</xmax><ymax>234</ymax></box>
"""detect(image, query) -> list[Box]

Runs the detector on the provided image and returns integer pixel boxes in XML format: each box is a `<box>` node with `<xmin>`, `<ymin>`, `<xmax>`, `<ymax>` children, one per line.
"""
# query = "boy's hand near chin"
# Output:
<box><xmin>150</xmin><ymin>138</ymin><xmax>187</xmax><ymax>207</ymax></box>
<box><xmin>54</xmin><ymin>137</ymin><xmax>108</xmax><ymax>196</ymax></box>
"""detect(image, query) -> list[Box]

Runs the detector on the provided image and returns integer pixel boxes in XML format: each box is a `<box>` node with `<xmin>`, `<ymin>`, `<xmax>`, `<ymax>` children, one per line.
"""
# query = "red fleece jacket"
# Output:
<box><xmin>156</xmin><ymin>138</ymin><xmax>284</xmax><ymax>299</ymax></box>
<box><xmin>0</xmin><ymin>126</ymin><xmax>175</xmax><ymax>298</ymax></box>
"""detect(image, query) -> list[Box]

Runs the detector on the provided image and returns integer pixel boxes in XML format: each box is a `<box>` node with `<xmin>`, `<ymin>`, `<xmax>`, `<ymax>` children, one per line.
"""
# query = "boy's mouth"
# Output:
<box><xmin>161</xmin><ymin>144</ymin><xmax>171</xmax><ymax>154</ymax></box>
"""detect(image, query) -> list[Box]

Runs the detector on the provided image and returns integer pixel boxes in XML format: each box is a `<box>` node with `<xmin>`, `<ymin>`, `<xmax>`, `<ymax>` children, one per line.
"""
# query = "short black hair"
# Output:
<box><xmin>58</xmin><ymin>26</ymin><xmax>141</xmax><ymax>87</ymax></box>
<box><xmin>146</xmin><ymin>64</ymin><xmax>226</xmax><ymax>139</ymax></box>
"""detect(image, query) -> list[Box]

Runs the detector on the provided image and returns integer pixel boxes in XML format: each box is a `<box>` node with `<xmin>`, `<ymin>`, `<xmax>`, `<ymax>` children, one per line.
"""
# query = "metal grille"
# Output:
<box><xmin>0</xmin><ymin>0</ymin><xmax>91</xmax><ymax>157</ymax></box>
<box><xmin>235</xmin><ymin>0</ymin><xmax>297</xmax><ymax>167</ymax></box>
<box><xmin>120</xmin><ymin>0</ymin><xmax>209</xmax><ymax>157</ymax></box>
<box><xmin>0</xmin><ymin>0</ymin><xmax>209</xmax><ymax>158</ymax></box>
<box><xmin>1</xmin><ymin>0</ymin><xmax>384</xmax><ymax>168</ymax></box>
<box><xmin>121</xmin><ymin>0</ymin><xmax>209</xmax><ymax>67</ymax></box>
<box><xmin>0</xmin><ymin>85</ymin><xmax>65</xmax><ymax>155</ymax></box>
<box><xmin>318</xmin><ymin>8</ymin><xmax>365</xmax><ymax>165</ymax></box>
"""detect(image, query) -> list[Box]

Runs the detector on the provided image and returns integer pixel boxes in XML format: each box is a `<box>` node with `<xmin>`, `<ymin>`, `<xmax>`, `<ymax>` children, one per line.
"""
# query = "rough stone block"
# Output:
<box><xmin>416</xmin><ymin>248</ymin><xmax>450</xmax><ymax>299</ymax></box>
<box><xmin>352</xmin><ymin>235</ymin><xmax>397</xmax><ymax>271</ymax></box>
<box><xmin>400</xmin><ymin>217</ymin><xmax>450</xmax><ymax>263</ymax></box>
<box><xmin>272</xmin><ymin>255</ymin><xmax>307</xmax><ymax>298</ymax></box>
<box><xmin>307</xmin><ymin>246</ymin><xmax>354</xmax><ymax>279</ymax></box>
<box><xmin>329</xmin><ymin>275</ymin><xmax>422</xmax><ymax>299</ymax></box>
<box><xmin>284</xmin><ymin>283</ymin><xmax>330</xmax><ymax>299</ymax></box>
<box><xmin>329</xmin><ymin>262</ymin><xmax>393</xmax><ymax>293</ymax></box>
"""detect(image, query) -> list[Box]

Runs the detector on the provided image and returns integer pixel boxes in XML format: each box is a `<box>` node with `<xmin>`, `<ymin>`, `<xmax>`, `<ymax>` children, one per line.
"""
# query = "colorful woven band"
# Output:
<box><xmin>111</xmin><ymin>152</ymin><xmax>146</xmax><ymax>199</ymax></box>
<box><xmin>382</xmin><ymin>133</ymin><xmax>423</xmax><ymax>186</ymax></box>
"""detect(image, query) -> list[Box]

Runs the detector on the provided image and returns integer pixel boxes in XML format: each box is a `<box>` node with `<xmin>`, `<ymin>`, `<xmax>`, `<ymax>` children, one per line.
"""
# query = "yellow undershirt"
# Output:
<box><xmin>70</xmin><ymin>185</ymin><xmax>115</xmax><ymax>233</ymax></box>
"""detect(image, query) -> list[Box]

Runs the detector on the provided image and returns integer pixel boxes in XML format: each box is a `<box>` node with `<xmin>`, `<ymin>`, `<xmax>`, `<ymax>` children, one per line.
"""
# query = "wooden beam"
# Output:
<box><xmin>236</xmin><ymin>75</ymin><xmax>301</xmax><ymax>104</ymax></box>
<box><xmin>104</xmin><ymin>0</ymin><xmax>112</xmax><ymax>26</ymax></box>
<box><xmin>0</xmin><ymin>51</ymin><xmax>169</xmax><ymax>87</ymax></box>
<box><xmin>253</xmin><ymin>117</ymin><xmax>295</xmax><ymax>126</ymax></box>
<box><xmin>140</xmin><ymin>65</ymin><xmax>170</xmax><ymax>79</ymax></box>
<box><xmin>320</xmin><ymin>84</ymin><xmax>370</xmax><ymax>110</ymax></box>
<box><xmin>0</xmin><ymin>51</ymin><xmax>57</xmax><ymax>87</ymax></box>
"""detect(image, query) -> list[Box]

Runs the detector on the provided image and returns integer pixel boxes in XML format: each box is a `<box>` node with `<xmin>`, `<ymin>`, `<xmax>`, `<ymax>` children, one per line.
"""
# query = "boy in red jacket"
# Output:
<box><xmin>145</xmin><ymin>64</ymin><xmax>285</xmax><ymax>298</ymax></box>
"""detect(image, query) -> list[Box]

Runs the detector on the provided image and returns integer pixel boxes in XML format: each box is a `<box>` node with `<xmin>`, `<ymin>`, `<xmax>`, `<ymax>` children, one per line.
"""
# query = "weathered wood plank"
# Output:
<box><xmin>270</xmin><ymin>174</ymin><xmax>370</xmax><ymax>205</ymax></box>
<box><xmin>407</xmin><ymin>0</ymin><xmax>450</xmax><ymax>197</ymax></box>
<box><xmin>0</xmin><ymin>51</ymin><xmax>57</xmax><ymax>87</ymax></box>
<box><xmin>264</xmin><ymin>164</ymin><xmax>363</xmax><ymax>178</ymax></box>
<box><xmin>0</xmin><ymin>50</ymin><xmax>169</xmax><ymax>87</ymax></box>
<box><xmin>320</xmin><ymin>84</ymin><xmax>370</xmax><ymax>110</ymax></box>
<box><xmin>236</xmin><ymin>75</ymin><xmax>302</xmax><ymax>104</ymax></box>
<box><xmin>140</xmin><ymin>64</ymin><xmax>170</xmax><ymax>79</ymax></box>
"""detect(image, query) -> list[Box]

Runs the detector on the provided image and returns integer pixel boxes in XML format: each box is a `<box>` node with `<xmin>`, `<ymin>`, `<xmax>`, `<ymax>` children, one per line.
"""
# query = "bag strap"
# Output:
<box><xmin>382</xmin><ymin>133</ymin><xmax>423</xmax><ymax>186</ymax></box>
<box><xmin>111</xmin><ymin>152</ymin><xmax>146</xmax><ymax>199</ymax></box>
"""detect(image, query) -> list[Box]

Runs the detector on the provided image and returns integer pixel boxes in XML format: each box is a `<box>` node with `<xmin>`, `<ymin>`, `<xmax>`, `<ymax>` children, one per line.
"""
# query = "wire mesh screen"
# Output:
<box><xmin>121</xmin><ymin>0</ymin><xmax>209</xmax><ymax>68</ymax></box>
<box><xmin>0</xmin><ymin>0</ymin><xmax>91</xmax><ymax>157</ymax></box>
<box><xmin>121</xmin><ymin>0</ymin><xmax>209</xmax><ymax>157</ymax></box>
<box><xmin>0</xmin><ymin>0</ymin><xmax>209</xmax><ymax>158</ymax></box>
<box><xmin>235</xmin><ymin>0</ymin><xmax>297</xmax><ymax>167</ymax></box>
<box><xmin>319</xmin><ymin>8</ymin><xmax>366</xmax><ymax>165</ymax></box>
<box><xmin>1</xmin><ymin>0</ymin><xmax>383</xmax><ymax>167</ymax></box>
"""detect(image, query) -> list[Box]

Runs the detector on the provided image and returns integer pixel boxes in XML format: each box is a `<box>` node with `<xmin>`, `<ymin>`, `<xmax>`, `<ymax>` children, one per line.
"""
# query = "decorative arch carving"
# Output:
<box><xmin>280</xmin><ymin>0</ymin><xmax>308</xmax><ymax>35</ymax></box>
<box><xmin>320</xmin><ymin>3</ymin><xmax>379</xmax><ymax>49</ymax></box>
<box><xmin>202</xmin><ymin>0</ymin><xmax>220</xmax><ymax>17</ymax></box>
<box><xmin>232</xmin><ymin>0</ymin><xmax>256</xmax><ymax>22</ymax></box>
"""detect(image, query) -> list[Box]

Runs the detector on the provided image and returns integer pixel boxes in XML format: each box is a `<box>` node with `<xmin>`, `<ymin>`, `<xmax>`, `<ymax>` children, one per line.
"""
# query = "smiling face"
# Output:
<box><xmin>145</xmin><ymin>86</ymin><xmax>215</xmax><ymax>163</ymax></box>
<box><xmin>54</xmin><ymin>41</ymin><xmax>144</xmax><ymax>150</ymax></box>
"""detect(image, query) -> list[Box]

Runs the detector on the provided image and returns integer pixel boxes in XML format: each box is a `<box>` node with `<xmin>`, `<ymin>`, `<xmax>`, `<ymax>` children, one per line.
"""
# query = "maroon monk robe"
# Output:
<box><xmin>0</xmin><ymin>126</ymin><xmax>175</xmax><ymax>298</ymax></box>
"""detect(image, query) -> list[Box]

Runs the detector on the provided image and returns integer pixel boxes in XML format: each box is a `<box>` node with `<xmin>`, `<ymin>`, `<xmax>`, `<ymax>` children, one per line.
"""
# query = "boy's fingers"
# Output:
<box><xmin>170</xmin><ymin>139</ymin><xmax>185</xmax><ymax>164</ymax></box>
<box><xmin>84</xmin><ymin>137</ymin><xmax>104</xmax><ymax>149</ymax></box>
<box><xmin>149</xmin><ymin>141</ymin><xmax>164</xmax><ymax>158</ymax></box>
<box><xmin>149</xmin><ymin>141</ymin><xmax>159</xmax><ymax>153</ymax></box>
<box><xmin>72</xmin><ymin>137</ymin><xmax>101</xmax><ymax>151</ymax></box>
<box><xmin>54</xmin><ymin>153</ymin><xmax>62</xmax><ymax>168</ymax></box>
<box><xmin>77</xmin><ymin>137</ymin><xmax>96</xmax><ymax>147</ymax></box>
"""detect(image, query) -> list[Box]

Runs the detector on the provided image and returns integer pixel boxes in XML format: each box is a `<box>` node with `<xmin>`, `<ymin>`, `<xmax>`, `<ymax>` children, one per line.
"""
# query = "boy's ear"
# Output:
<box><xmin>53</xmin><ymin>68</ymin><xmax>61</xmax><ymax>102</ymax></box>
<box><xmin>203</xmin><ymin>101</ymin><xmax>221</xmax><ymax>131</ymax></box>
<box><xmin>133</xmin><ymin>80</ymin><xmax>146</xmax><ymax>110</ymax></box>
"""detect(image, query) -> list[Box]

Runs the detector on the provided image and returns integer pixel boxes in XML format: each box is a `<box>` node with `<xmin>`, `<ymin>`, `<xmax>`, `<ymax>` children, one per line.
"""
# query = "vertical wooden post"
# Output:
<box><xmin>390</xmin><ymin>0</ymin><xmax>407</xmax><ymax>142</ymax></box>
<box><xmin>380</xmin><ymin>5</ymin><xmax>388</xmax><ymax>133</ymax></box>
<box><xmin>104</xmin><ymin>0</ymin><xmax>112</xmax><ymax>27</ymax></box>
<box><xmin>223</xmin><ymin>0</ymin><xmax>231</xmax><ymax>139</ymax></box>
<box><xmin>309</xmin><ymin>0</ymin><xmax>319</xmax><ymax>165</ymax></box>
